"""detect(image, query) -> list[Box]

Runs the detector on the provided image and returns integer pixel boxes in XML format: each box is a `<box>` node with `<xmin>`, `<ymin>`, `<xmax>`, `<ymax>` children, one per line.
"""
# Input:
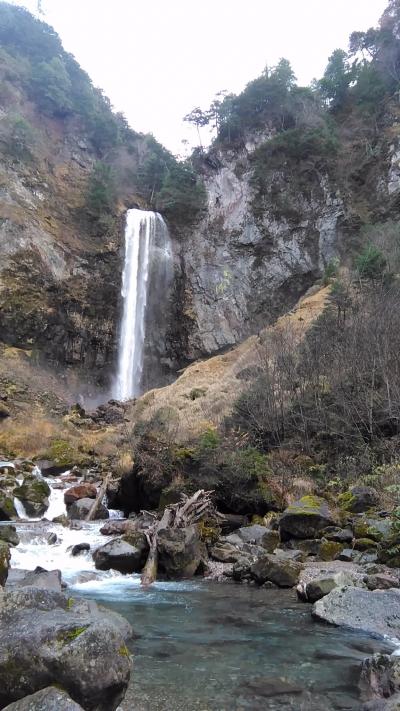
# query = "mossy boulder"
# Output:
<box><xmin>354</xmin><ymin>538</ymin><xmax>378</xmax><ymax>551</ymax></box>
<box><xmin>251</xmin><ymin>553</ymin><xmax>303</xmax><ymax>588</ymax></box>
<box><xmin>353</xmin><ymin>518</ymin><xmax>390</xmax><ymax>543</ymax></box>
<box><xmin>318</xmin><ymin>540</ymin><xmax>344</xmax><ymax>561</ymax></box>
<box><xmin>338</xmin><ymin>486</ymin><xmax>378</xmax><ymax>514</ymax></box>
<box><xmin>0</xmin><ymin>495</ymin><xmax>16</xmax><ymax>521</ymax></box>
<box><xmin>0</xmin><ymin>541</ymin><xmax>10</xmax><ymax>586</ymax></box>
<box><xmin>279</xmin><ymin>496</ymin><xmax>337</xmax><ymax>541</ymax></box>
<box><xmin>13</xmin><ymin>475</ymin><xmax>50</xmax><ymax>517</ymax></box>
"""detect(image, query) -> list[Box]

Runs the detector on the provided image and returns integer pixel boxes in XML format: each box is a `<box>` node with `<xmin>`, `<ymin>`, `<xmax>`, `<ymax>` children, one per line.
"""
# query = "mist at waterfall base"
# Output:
<box><xmin>7</xmin><ymin>474</ymin><xmax>393</xmax><ymax>711</ymax></box>
<box><xmin>113</xmin><ymin>209</ymin><xmax>173</xmax><ymax>402</ymax></box>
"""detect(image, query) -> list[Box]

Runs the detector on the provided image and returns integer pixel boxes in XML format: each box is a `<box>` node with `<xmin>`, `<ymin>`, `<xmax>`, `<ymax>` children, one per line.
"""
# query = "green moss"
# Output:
<box><xmin>118</xmin><ymin>643</ymin><xmax>131</xmax><ymax>657</ymax></box>
<box><xmin>45</xmin><ymin>439</ymin><xmax>77</xmax><ymax>467</ymax></box>
<box><xmin>338</xmin><ymin>491</ymin><xmax>356</xmax><ymax>511</ymax></box>
<box><xmin>198</xmin><ymin>521</ymin><xmax>221</xmax><ymax>545</ymax></box>
<box><xmin>353</xmin><ymin>537</ymin><xmax>378</xmax><ymax>551</ymax></box>
<box><xmin>287</xmin><ymin>495</ymin><xmax>328</xmax><ymax>515</ymax></box>
<box><xmin>57</xmin><ymin>625</ymin><xmax>88</xmax><ymax>644</ymax></box>
<box><xmin>66</xmin><ymin>597</ymin><xmax>74</xmax><ymax>609</ymax></box>
<box><xmin>353</xmin><ymin>520</ymin><xmax>383</xmax><ymax>542</ymax></box>
<box><xmin>319</xmin><ymin>540</ymin><xmax>344</xmax><ymax>561</ymax></box>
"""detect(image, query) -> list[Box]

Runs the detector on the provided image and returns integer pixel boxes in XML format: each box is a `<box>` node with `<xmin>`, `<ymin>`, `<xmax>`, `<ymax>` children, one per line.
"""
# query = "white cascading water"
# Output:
<box><xmin>114</xmin><ymin>208</ymin><xmax>169</xmax><ymax>401</ymax></box>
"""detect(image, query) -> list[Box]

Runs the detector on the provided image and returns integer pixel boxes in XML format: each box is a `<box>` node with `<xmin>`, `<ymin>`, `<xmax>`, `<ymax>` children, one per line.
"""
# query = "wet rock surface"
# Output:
<box><xmin>68</xmin><ymin>498</ymin><xmax>109</xmax><ymax>521</ymax></box>
<box><xmin>0</xmin><ymin>586</ymin><xmax>132</xmax><ymax>710</ymax></box>
<box><xmin>93</xmin><ymin>535</ymin><xmax>148</xmax><ymax>574</ymax></box>
<box><xmin>312</xmin><ymin>586</ymin><xmax>400</xmax><ymax>639</ymax></box>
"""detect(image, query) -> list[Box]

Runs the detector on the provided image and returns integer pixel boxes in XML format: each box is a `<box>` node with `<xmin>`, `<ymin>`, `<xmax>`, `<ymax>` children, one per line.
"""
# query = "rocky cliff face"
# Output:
<box><xmin>169</xmin><ymin>113</ymin><xmax>400</xmax><ymax>363</ymax></box>
<box><xmin>172</xmin><ymin>142</ymin><xmax>342</xmax><ymax>360</ymax></box>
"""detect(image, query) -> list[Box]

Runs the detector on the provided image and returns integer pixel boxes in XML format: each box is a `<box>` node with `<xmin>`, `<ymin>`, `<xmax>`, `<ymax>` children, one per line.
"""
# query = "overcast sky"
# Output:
<box><xmin>11</xmin><ymin>0</ymin><xmax>389</xmax><ymax>155</ymax></box>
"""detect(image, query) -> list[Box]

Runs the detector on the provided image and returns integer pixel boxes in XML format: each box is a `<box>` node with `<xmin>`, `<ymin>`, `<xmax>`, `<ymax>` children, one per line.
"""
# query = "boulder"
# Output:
<box><xmin>366</xmin><ymin>574</ymin><xmax>400</xmax><ymax>591</ymax></box>
<box><xmin>318</xmin><ymin>540</ymin><xmax>344</xmax><ymax>561</ymax></box>
<box><xmin>251</xmin><ymin>554</ymin><xmax>303</xmax><ymax>587</ymax></box>
<box><xmin>93</xmin><ymin>533</ymin><xmax>148</xmax><ymax>574</ymax></box>
<box><xmin>157</xmin><ymin>525</ymin><xmax>206</xmax><ymax>578</ymax></box>
<box><xmin>0</xmin><ymin>494</ymin><xmax>16</xmax><ymax>521</ymax></box>
<box><xmin>67</xmin><ymin>498</ymin><xmax>108</xmax><ymax>520</ymax></box>
<box><xmin>3</xmin><ymin>686</ymin><xmax>84</xmax><ymax>710</ymax></box>
<box><xmin>0</xmin><ymin>524</ymin><xmax>19</xmax><ymax>546</ymax></box>
<box><xmin>13</xmin><ymin>475</ymin><xmax>50</xmax><ymax>517</ymax></box>
<box><xmin>321</xmin><ymin>526</ymin><xmax>353</xmax><ymax>543</ymax></box>
<box><xmin>299</xmin><ymin>572</ymin><xmax>360</xmax><ymax>603</ymax></box>
<box><xmin>236</xmin><ymin>525</ymin><xmax>270</xmax><ymax>545</ymax></box>
<box><xmin>35</xmin><ymin>460</ymin><xmax>69</xmax><ymax>477</ymax></box>
<box><xmin>279</xmin><ymin>496</ymin><xmax>336</xmax><ymax>541</ymax></box>
<box><xmin>261</xmin><ymin>530</ymin><xmax>280</xmax><ymax>552</ymax></box>
<box><xmin>100</xmin><ymin>520</ymin><xmax>134</xmax><ymax>536</ymax></box>
<box><xmin>359</xmin><ymin>653</ymin><xmax>400</xmax><ymax>703</ymax></box>
<box><xmin>231</xmin><ymin>559</ymin><xmax>252</xmax><ymax>582</ymax></box>
<box><xmin>0</xmin><ymin>586</ymin><xmax>132</xmax><ymax>710</ymax></box>
<box><xmin>274</xmin><ymin>548</ymin><xmax>306</xmax><ymax>562</ymax></box>
<box><xmin>16</xmin><ymin>567</ymin><xmax>62</xmax><ymax>592</ymax></box>
<box><xmin>209</xmin><ymin>542</ymin><xmax>244</xmax><ymax>563</ymax></box>
<box><xmin>339</xmin><ymin>486</ymin><xmax>379</xmax><ymax>514</ymax></box>
<box><xmin>353</xmin><ymin>517</ymin><xmax>391</xmax><ymax>543</ymax></box>
<box><xmin>312</xmin><ymin>586</ymin><xmax>400</xmax><ymax>639</ymax></box>
<box><xmin>71</xmin><ymin>543</ymin><xmax>90</xmax><ymax>557</ymax></box>
<box><xmin>64</xmin><ymin>484</ymin><xmax>97</xmax><ymax>505</ymax></box>
<box><xmin>0</xmin><ymin>541</ymin><xmax>10</xmax><ymax>586</ymax></box>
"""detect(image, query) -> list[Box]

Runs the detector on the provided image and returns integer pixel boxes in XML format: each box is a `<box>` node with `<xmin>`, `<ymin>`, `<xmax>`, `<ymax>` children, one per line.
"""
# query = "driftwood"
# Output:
<box><xmin>85</xmin><ymin>474</ymin><xmax>111</xmax><ymax>522</ymax></box>
<box><xmin>141</xmin><ymin>489</ymin><xmax>221</xmax><ymax>587</ymax></box>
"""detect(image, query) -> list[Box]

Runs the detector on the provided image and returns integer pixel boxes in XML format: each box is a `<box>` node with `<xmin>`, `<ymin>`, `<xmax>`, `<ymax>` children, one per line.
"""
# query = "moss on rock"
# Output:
<box><xmin>319</xmin><ymin>540</ymin><xmax>344</xmax><ymax>561</ymax></box>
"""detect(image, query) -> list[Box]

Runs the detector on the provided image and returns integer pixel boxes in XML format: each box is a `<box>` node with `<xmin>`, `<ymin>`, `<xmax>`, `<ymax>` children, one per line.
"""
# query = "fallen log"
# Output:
<box><xmin>85</xmin><ymin>474</ymin><xmax>111</xmax><ymax>522</ymax></box>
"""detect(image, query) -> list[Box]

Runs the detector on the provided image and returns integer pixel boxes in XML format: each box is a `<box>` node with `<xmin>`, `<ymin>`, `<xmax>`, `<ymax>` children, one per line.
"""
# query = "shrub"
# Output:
<box><xmin>355</xmin><ymin>244</ymin><xmax>387</xmax><ymax>280</ymax></box>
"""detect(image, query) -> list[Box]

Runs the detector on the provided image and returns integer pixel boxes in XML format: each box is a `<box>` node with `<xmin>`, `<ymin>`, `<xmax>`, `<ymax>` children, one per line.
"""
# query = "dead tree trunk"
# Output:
<box><xmin>85</xmin><ymin>474</ymin><xmax>111</xmax><ymax>522</ymax></box>
<box><xmin>140</xmin><ymin>489</ymin><xmax>220</xmax><ymax>587</ymax></box>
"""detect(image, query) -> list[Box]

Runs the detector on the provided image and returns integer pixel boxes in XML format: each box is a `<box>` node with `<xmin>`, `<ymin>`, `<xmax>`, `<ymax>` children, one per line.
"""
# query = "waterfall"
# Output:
<box><xmin>114</xmin><ymin>208</ymin><xmax>171</xmax><ymax>401</ymax></box>
<box><xmin>14</xmin><ymin>497</ymin><xmax>28</xmax><ymax>519</ymax></box>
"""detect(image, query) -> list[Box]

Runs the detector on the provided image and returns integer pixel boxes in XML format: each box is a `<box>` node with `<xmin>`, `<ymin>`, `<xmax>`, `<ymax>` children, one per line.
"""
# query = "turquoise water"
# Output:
<box><xmin>71</xmin><ymin>577</ymin><xmax>393</xmax><ymax>711</ymax></box>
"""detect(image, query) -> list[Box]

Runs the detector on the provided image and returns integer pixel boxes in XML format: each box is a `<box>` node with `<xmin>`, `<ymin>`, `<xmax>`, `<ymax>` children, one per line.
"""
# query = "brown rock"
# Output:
<box><xmin>64</xmin><ymin>484</ymin><xmax>97</xmax><ymax>505</ymax></box>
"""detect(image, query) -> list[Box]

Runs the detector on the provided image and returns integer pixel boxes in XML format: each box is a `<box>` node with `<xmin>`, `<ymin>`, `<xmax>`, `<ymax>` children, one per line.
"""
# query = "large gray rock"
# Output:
<box><xmin>236</xmin><ymin>525</ymin><xmax>269</xmax><ymax>545</ymax></box>
<box><xmin>157</xmin><ymin>525</ymin><xmax>206</xmax><ymax>578</ymax></box>
<box><xmin>209</xmin><ymin>542</ymin><xmax>243</xmax><ymax>563</ymax></box>
<box><xmin>0</xmin><ymin>586</ymin><xmax>132</xmax><ymax>710</ymax></box>
<box><xmin>93</xmin><ymin>534</ymin><xmax>148</xmax><ymax>574</ymax></box>
<box><xmin>68</xmin><ymin>498</ymin><xmax>109</xmax><ymax>521</ymax></box>
<box><xmin>298</xmin><ymin>571</ymin><xmax>361</xmax><ymax>603</ymax></box>
<box><xmin>0</xmin><ymin>524</ymin><xmax>19</xmax><ymax>546</ymax></box>
<box><xmin>279</xmin><ymin>496</ymin><xmax>336</xmax><ymax>540</ymax></box>
<box><xmin>312</xmin><ymin>586</ymin><xmax>400</xmax><ymax>639</ymax></box>
<box><xmin>3</xmin><ymin>686</ymin><xmax>84</xmax><ymax>710</ymax></box>
<box><xmin>251</xmin><ymin>554</ymin><xmax>303</xmax><ymax>587</ymax></box>
<box><xmin>359</xmin><ymin>654</ymin><xmax>400</xmax><ymax>704</ymax></box>
<box><xmin>16</xmin><ymin>567</ymin><xmax>62</xmax><ymax>592</ymax></box>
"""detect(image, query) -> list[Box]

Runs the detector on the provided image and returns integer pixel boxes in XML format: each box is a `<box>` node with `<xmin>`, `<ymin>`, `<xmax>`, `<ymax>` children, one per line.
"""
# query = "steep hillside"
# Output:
<box><xmin>0</xmin><ymin>3</ymin><xmax>202</xmax><ymax>396</ymax></box>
